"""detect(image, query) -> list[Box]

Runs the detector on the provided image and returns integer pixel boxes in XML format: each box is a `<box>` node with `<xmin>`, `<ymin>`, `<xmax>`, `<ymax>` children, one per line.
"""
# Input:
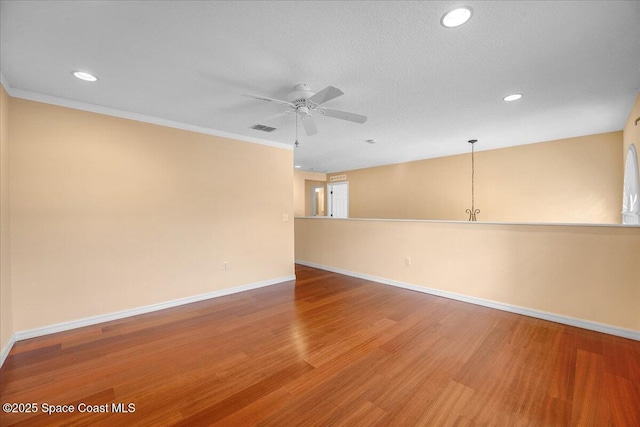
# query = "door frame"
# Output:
<box><xmin>311</xmin><ymin>185</ymin><xmax>325</xmax><ymax>216</ymax></box>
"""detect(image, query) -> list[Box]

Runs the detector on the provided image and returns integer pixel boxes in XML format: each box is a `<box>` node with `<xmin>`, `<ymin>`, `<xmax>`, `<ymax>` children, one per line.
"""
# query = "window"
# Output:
<box><xmin>622</xmin><ymin>144</ymin><xmax>639</xmax><ymax>224</ymax></box>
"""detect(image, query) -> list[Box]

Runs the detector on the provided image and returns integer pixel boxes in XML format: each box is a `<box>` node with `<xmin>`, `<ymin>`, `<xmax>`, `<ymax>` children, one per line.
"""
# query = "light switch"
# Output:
<box><xmin>282</xmin><ymin>214</ymin><xmax>289</xmax><ymax>222</ymax></box>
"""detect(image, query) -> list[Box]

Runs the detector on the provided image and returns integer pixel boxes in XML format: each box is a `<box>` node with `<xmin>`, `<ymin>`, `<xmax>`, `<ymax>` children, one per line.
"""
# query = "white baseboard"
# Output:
<box><xmin>295</xmin><ymin>260</ymin><xmax>640</xmax><ymax>341</ymax></box>
<box><xmin>2</xmin><ymin>275</ymin><xmax>295</xmax><ymax>362</ymax></box>
<box><xmin>0</xmin><ymin>333</ymin><xmax>17</xmax><ymax>368</ymax></box>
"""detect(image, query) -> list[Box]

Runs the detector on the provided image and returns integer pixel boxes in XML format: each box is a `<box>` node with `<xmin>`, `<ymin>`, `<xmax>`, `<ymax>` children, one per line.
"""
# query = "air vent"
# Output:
<box><xmin>250</xmin><ymin>124</ymin><xmax>277</xmax><ymax>132</ymax></box>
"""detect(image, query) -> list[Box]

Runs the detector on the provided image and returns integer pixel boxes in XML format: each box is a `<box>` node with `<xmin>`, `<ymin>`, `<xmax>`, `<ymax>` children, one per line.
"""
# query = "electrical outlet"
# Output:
<box><xmin>223</xmin><ymin>261</ymin><xmax>229</xmax><ymax>270</ymax></box>
<box><xmin>405</xmin><ymin>257</ymin><xmax>412</xmax><ymax>266</ymax></box>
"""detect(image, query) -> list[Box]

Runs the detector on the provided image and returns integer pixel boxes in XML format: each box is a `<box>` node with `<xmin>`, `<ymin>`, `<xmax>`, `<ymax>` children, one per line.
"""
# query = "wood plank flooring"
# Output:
<box><xmin>1</xmin><ymin>264</ymin><xmax>639</xmax><ymax>426</ymax></box>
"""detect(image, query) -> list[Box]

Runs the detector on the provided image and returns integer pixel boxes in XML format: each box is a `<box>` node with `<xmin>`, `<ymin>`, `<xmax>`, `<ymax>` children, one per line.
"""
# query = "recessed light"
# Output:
<box><xmin>73</xmin><ymin>71</ymin><xmax>98</xmax><ymax>82</ymax></box>
<box><xmin>441</xmin><ymin>7</ymin><xmax>473</xmax><ymax>28</ymax></box>
<box><xmin>294</xmin><ymin>165</ymin><xmax>301</xmax><ymax>168</ymax></box>
<box><xmin>503</xmin><ymin>93</ymin><xmax>522</xmax><ymax>102</ymax></box>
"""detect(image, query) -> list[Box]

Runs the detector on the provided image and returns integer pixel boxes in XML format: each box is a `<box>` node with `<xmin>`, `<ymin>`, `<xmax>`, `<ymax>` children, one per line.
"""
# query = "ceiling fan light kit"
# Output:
<box><xmin>243</xmin><ymin>84</ymin><xmax>367</xmax><ymax>139</ymax></box>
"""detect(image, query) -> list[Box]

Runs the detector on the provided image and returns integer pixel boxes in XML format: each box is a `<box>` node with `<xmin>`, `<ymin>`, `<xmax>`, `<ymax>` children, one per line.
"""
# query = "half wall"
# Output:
<box><xmin>295</xmin><ymin>217</ymin><xmax>640</xmax><ymax>336</ymax></box>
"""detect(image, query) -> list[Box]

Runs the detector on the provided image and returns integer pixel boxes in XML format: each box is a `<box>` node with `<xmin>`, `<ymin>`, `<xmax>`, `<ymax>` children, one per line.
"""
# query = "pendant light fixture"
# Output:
<box><xmin>466</xmin><ymin>139</ymin><xmax>480</xmax><ymax>221</ymax></box>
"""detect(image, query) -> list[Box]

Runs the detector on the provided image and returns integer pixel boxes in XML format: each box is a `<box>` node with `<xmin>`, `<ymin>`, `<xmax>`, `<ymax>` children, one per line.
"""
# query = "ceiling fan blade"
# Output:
<box><xmin>242</xmin><ymin>93</ymin><xmax>294</xmax><ymax>107</ymax></box>
<box><xmin>308</xmin><ymin>86</ymin><xmax>344</xmax><ymax>106</ymax></box>
<box><xmin>301</xmin><ymin>115</ymin><xmax>318</xmax><ymax>136</ymax></box>
<box><xmin>321</xmin><ymin>108</ymin><xmax>367</xmax><ymax>124</ymax></box>
<box><xmin>263</xmin><ymin>110</ymin><xmax>293</xmax><ymax>122</ymax></box>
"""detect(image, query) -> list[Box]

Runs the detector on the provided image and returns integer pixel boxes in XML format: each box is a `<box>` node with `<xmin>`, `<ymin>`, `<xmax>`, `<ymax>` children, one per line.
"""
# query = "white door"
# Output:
<box><xmin>328</xmin><ymin>182</ymin><xmax>349</xmax><ymax>218</ymax></box>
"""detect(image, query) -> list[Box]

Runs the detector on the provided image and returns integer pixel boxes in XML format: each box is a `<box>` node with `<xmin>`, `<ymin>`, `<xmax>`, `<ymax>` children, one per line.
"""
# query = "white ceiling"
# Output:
<box><xmin>1</xmin><ymin>1</ymin><xmax>639</xmax><ymax>172</ymax></box>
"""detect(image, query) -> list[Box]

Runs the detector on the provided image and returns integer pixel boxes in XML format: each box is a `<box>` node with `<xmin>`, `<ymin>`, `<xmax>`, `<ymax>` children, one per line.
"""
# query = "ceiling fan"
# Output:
<box><xmin>242</xmin><ymin>84</ymin><xmax>367</xmax><ymax>136</ymax></box>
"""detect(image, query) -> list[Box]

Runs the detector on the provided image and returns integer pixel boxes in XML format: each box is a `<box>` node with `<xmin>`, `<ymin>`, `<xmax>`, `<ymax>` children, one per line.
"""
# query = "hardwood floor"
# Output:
<box><xmin>1</xmin><ymin>264</ymin><xmax>639</xmax><ymax>426</ymax></box>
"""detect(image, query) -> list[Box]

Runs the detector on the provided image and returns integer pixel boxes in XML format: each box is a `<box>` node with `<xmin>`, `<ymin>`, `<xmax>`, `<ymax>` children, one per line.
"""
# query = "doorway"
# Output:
<box><xmin>311</xmin><ymin>185</ymin><xmax>326</xmax><ymax>216</ymax></box>
<box><xmin>327</xmin><ymin>182</ymin><xmax>349</xmax><ymax>218</ymax></box>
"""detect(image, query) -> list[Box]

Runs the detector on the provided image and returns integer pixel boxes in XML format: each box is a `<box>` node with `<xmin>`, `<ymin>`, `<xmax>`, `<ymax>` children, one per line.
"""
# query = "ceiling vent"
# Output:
<box><xmin>250</xmin><ymin>124</ymin><xmax>277</xmax><ymax>132</ymax></box>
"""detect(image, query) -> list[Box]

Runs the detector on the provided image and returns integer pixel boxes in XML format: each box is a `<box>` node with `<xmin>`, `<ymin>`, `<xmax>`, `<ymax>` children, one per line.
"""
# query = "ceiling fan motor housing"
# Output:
<box><xmin>288</xmin><ymin>84</ymin><xmax>314</xmax><ymax>106</ymax></box>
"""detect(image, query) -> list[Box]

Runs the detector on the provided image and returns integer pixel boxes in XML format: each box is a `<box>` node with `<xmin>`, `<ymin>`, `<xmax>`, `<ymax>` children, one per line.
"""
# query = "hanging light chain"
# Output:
<box><xmin>294</xmin><ymin>113</ymin><xmax>299</xmax><ymax>148</ymax></box>
<box><xmin>466</xmin><ymin>139</ymin><xmax>480</xmax><ymax>221</ymax></box>
<box><xmin>472</xmin><ymin>141</ymin><xmax>475</xmax><ymax>210</ymax></box>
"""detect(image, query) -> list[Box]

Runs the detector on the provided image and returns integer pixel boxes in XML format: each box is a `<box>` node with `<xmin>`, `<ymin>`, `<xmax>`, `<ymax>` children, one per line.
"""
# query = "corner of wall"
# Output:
<box><xmin>294</xmin><ymin>170</ymin><xmax>327</xmax><ymax>217</ymax></box>
<box><xmin>0</xmin><ymin>82</ymin><xmax>16</xmax><ymax>364</ymax></box>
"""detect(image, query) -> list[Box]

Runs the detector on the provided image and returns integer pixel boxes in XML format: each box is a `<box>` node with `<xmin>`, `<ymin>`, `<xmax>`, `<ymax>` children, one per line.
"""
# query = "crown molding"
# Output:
<box><xmin>0</xmin><ymin>70</ymin><xmax>12</xmax><ymax>94</ymax></box>
<box><xmin>1</xmin><ymin>78</ymin><xmax>292</xmax><ymax>151</ymax></box>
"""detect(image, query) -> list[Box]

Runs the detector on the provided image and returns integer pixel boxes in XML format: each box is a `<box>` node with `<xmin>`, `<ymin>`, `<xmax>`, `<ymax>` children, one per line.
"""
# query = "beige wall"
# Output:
<box><xmin>0</xmin><ymin>84</ymin><xmax>13</xmax><ymax>353</ymax></box>
<box><xmin>9</xmin><ymin>98</ymin><xmax>294</xmax><ymax>332</ymax></box>
<box><xmin>295</xmin><ymin>218</ymin><xmax>640</xmax><ymax>332</ymax></box>
<box><xmin>623</xmin><ymin>92</ymin><xmax>640</xmax><ymax>173</ymax></box>
<box><xmin>328</xmin><ymin>132</ymin><xmax>623</xmax><ymax>224</ymax></box>
<box><xmin>293</xmin><ymin>170</ymin><xmax>326</xmax><ymax>216</ymax></box>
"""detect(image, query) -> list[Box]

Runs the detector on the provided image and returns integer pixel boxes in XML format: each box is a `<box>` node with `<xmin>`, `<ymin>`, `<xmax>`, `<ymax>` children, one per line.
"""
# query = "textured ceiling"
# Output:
<box><xmin>1</xmin><ymin>1</ymin><xmax>639</xmax><ymax>172</ymax></box>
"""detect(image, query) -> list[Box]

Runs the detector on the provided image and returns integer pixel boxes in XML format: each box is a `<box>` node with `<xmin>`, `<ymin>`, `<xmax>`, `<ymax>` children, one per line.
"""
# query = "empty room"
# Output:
<box><xmin>1</xmin><ymin>1</ymin><xmax>639</xmax><ymax>426</ymax></box>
